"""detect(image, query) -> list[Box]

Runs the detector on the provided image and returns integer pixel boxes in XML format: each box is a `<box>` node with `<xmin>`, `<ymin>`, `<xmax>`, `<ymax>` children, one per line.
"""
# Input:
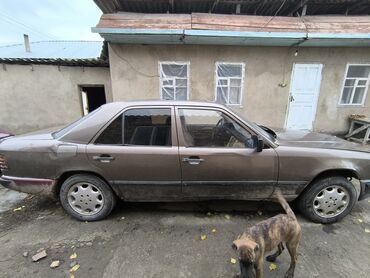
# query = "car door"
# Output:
<box><xmin>176</xmin><ymin>106</ymin><xmax>278</xmax><ymax>199</ymax></box>
<box><xmin>86</xmin><ymin>106</ymin><xmax>182</xmax><ymax>201</ymax></box>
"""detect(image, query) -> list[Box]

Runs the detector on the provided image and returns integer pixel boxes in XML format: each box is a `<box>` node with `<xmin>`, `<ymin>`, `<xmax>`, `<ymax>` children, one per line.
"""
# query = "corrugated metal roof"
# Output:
<box><xmin>93</xmin><ymin>0</ymin><xmax>370</xmax><ymax>16</ymax></box>
<box><xmin>0</xmin><ymin>40</ymin><xmax>103</xmax><ymax>59</ymax></box>
<box><xmin>0</xmin><ymin>58</ymin><xmax>109</xmax><ymax>67</ymax></box>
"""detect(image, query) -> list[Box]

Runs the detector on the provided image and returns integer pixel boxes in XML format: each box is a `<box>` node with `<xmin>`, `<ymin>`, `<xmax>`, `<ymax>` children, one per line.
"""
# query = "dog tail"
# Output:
<box><xmin>275</xmin><ymin>189</ymin><xmax>296</xmax><ymax>220</ymax></box>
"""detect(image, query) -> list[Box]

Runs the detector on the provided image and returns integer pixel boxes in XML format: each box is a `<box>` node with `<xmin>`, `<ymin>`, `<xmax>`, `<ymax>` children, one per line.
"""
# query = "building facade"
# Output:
<box><xmin>2</xmin><ymin>0</ymin><xmax>370</xmax><ymax>136</ymax></box>
<box><xmin>107</xmin><ymin>44</ymin><xmax>370</xmax><ymax>133</ymax></box>
<box><xmin>93</xmin><ymin>0</ymin><xmax>370</xmax><ymax>134</ymax></box>
<box><xmin>0</xmin><ymin>63</ymin><xmax>111</xmax><ymax>133</ymax></box>
<box><xmin>0</xmin><ymin>41</ymin><xmax>111</xmax><ymax>134</ymax></box>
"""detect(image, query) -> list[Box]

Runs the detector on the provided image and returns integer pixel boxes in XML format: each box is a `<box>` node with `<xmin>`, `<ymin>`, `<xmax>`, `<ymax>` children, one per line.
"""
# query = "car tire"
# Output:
<box><xmin>298</xmin><ymin>176</ymin><xmax>357</xmax><ymax>224</ymax></box>
<box><xmin>60</xmin><ymin>174</ymin><xmax>116</xmax><ymax>221</ymax></box>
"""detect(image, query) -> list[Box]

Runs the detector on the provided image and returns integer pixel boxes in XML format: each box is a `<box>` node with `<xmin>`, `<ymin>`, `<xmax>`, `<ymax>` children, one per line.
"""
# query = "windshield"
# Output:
<box><xmin>52</xmin><ymin>108</ymin><xmax>101</xmax><ymax>139</ymax></box>
<box><xmin>227</xmin><ymin>107</ymin><xmax>277</xmax><ymax>143</ymax></box>
<box><xmin>249</xmin><ymin>121</ymin><xmax>277</xmax><ymax>142</ymax></box>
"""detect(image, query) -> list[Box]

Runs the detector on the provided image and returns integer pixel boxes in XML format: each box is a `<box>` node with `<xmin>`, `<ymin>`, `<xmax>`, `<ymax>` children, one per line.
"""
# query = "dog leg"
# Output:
<box><xmin>284</xmin><ymin>239</ymin><xmax>299</xmax><ymax>278</ymax></box>
<box><xmin>266</xmin><ymin>242</ymin><xmax>284</xmax><ymax>262</ymax></box>
<box><xmin>255</xmin><ymin>257</ymin><xmax>264</xmax><ymax>278</ymax></box>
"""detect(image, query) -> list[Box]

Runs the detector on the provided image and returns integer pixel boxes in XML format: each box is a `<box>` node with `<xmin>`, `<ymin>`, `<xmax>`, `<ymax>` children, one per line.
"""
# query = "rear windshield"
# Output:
<box><xmin>52</xmin><ymin>108</ymin><xmax>101</xmax><ymax>139</ymax></box>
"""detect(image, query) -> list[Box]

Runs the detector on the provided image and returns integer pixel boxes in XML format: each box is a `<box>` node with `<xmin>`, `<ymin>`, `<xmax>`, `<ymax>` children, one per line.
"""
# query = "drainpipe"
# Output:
<box><xmin>23</xmin><ymin>34</ymin><xmax>31</xmax><ymax>52</ymax></box>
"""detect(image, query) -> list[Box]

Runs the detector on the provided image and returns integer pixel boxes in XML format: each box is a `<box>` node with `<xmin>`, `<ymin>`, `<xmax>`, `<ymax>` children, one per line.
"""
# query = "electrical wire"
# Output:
<box><xmin>261</xmin><ymin>0</ymin><xmax>288</xmax><ymax>28</ymax></box>
<box><xmin>0</xmin><ymin>11</ymin><xmax>57</xmax><ymax>40</ymax></box>
<box><xmin>0</xmin><ymin>9</ymin><xmax>58</xmax><ymax>40</ymax></box>
<box><xmin>0</xmin><ymin>16</ymin><xmax>48</xmax><ymax>41</ymax></box>
<box><xmin>0</xmin><ymin>9</ymin><xmax>56</xmax><ymax>38</ymax></box>
<box><xmin>110</xmin><ymin>45</ymin><xmax>159</xmax><ymax>78</ymax></box>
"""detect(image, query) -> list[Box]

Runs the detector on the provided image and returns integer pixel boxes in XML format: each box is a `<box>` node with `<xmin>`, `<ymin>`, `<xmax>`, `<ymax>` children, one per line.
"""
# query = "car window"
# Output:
<box><xmin>179</xmin><ymin>108</ymin><xmax>253</xmax><ymax>148</ymax></box>
<box><xmin>124</xmin><ymin>108</ymin><xmax>172</xmax><ymax>146</ymax></box>
<box><xmin>228</xmin><ymin>106</ymin><xmax>276</xmax><ymax>143</ymax></box>
<box><xmin>95</xmin><ymin>108</ymin><xmax>172</xmax><ymax>146</ymax></box>
<box><xmin>95</xmin><ymin>115</ymin><xmax>123</xmax><ymax>145</ymax></box>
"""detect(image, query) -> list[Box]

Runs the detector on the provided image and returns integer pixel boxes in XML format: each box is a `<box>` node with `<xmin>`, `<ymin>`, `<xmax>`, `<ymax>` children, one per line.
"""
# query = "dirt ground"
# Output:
<box><xmin>0</xmin><ymin>185</ymin><xmax>369</xmax><ymax>278</ymax></box>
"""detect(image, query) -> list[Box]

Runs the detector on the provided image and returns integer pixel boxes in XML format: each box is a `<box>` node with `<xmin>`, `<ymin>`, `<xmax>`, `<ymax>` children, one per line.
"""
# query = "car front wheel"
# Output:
<box><xmin>298</xmin><ymin>176</ymin><xmax>357</xmax><ymax>223</ymax></box>
<box><xmin>60</xmin><ymin>174</ymin><xmax>116</xmax><ymax>221</ymax></box>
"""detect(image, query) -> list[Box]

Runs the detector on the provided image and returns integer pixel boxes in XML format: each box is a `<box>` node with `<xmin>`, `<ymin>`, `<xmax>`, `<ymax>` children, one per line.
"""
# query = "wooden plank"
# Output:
<box><xmin>363</xmin><ymin>128</ymin><xmax>370</xmax><ymax>144</ymax></box>
<box><xmin>191</xmin><ymin>13</ymin><xmax>306</xmax><ymax>32</ymax></box>
<box><xmin>96</xmin><ymin>12</ymin><xmax>370</xmax><ymax>34</ymax></box>
<box><xmin>304</xmin><ymin>16</ymin><xmax>370</xmax><ymax>33</ymax></box>
<box><xmin>345</xmin><ymin>118</ymin><xmax>370</xmax><ymax>145</ymax></box>
<box><xmin>190</xmin><ymin>23</ymin><xmax>303</xmax><ymax>33</ymax></box>
<box><xmin>303</xmin><ymin>15</ymin><xmax>370</xmax><ymax>23</ymax></box>
<box><xmin>192</xmin><ymin>13</ymin><xmax>305</xmax><ymax>27</ymax></box>
<box><xmin>101</xmin><ymin>12</ymin><xmax>190</xmax><ymax>21</ymax></box>
<box><xmin>96</xmin><ymin>13</ymin><xmax>191</xmax><ymax>29</ymax></box>
<box><xmin>345</xmin><ymin>124</ymin><xmax>370</xmax><ymax>138</ymax></box>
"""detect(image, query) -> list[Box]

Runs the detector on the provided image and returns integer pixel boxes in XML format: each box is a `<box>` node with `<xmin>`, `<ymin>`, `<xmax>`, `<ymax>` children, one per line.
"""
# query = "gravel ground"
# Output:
<box><xmin>0</xmin><ymin>186</ymin><xmax>369</xmax><ymax>278</ymax></box>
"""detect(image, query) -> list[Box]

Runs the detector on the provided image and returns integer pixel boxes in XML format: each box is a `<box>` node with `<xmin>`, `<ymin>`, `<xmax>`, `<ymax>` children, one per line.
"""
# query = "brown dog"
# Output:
<box><xmin>232</xmin><ymin>190</ymin><xmax>301</xmax><ymax>278</ymax></box>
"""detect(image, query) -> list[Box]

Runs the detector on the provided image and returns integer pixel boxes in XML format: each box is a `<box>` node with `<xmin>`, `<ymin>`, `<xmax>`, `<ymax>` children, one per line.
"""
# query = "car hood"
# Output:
<box><xmin>276</xmin><ymin>130</ymin><xmax>370</xmax><ymax>153</ymax></box>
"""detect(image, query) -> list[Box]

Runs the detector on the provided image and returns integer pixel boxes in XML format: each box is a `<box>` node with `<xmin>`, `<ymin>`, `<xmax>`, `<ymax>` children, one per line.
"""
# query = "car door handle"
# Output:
<box><xmin>182</xmin><ymin>156</ymin><xmax>204</xmax><ymax>165</ymax></box>
<box><xmin>93</xmin><ymin>154</ymin><xmax>115</xmax><ymax>163</ymax></box>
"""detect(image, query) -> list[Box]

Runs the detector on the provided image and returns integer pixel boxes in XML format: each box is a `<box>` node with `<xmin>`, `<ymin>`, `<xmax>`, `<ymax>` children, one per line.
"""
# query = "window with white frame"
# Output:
<box><xmin>339</xmin><ymin>64</ymin><xmax>370</xmax><ymax>105</ymax></box>
<box><xmin>215</xmin><ymin>63</ymin><xmax>245</xmax><ymax>105</ymax></box>
<box><xmin>159</xmin><ymin>62</ymin><xmax>189</xmax><ymax>100</ymax></box>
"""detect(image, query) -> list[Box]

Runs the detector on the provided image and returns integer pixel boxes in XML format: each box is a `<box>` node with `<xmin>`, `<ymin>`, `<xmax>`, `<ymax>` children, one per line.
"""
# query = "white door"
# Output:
<box><xmin>81</xmin><ymin>91</ymin><xmax>89</xmax><ymax>116</ymax></box>
<box><xmin>285</xmin><ymin>63</ymin><xmax>323</xmax><ymax>130</ymax></box>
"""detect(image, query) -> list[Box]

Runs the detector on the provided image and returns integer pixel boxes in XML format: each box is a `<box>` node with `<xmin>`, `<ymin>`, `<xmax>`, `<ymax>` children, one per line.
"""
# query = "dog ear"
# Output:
<box><xmin>232</xmin><ymin>241</ymin><xmax>239</xmax><ymax>251</ymax></box>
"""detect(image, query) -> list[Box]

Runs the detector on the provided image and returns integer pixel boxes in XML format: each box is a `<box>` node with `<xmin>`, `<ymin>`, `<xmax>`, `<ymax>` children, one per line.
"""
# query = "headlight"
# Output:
<box><xmin>0</xmin><ymin>154</ymin><xmax>8</xmax><ymax>171</ymax></box>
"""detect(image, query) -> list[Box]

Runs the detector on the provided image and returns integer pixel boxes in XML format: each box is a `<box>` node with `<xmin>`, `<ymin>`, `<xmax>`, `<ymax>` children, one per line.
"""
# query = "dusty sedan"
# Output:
<box><xmin>0</xmin><ymin>101</ymin><xmax>369</xmax><ymax>222</ymax></box>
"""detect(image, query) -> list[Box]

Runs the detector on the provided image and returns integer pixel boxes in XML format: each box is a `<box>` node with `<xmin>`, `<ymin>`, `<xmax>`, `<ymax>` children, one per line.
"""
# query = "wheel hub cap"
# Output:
<box><xmin>67</xmin><ymin>182</ymin><xmax>104</xmax><ymax>216</ymax></box>
<box><xmin>312</xmin><ymin>185</ymin><xmax>349</xmax><ymax>218</ymax></box>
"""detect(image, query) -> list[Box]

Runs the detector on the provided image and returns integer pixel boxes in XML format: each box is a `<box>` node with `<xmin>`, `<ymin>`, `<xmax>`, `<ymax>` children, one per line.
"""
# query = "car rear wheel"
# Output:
<box><xmin>298</xmin><ymin>176</ymin><xmax>357</xmax><ymax>223</ymax></box>
<box><xmin>60</xmin><ymin>174</ymin><xmax>116</xmax><ymax>221</ymax></box>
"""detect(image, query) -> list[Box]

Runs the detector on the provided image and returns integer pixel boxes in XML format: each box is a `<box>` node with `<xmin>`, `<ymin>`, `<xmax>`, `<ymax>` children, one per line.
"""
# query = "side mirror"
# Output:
<box><xmin>251</xmin><ymin>135</ymin><xmax>264</xmax><ymax>152</ymax></box>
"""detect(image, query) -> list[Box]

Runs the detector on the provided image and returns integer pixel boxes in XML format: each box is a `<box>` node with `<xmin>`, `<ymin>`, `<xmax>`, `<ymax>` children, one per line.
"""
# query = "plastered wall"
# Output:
<box><xmin>109</xmin><ymin>44</ymin><xmax>370</xmax><ymax>134</ymax></box>
<box><xmin>0</xmin><ymin>64</ymin><xmax>112</xmax><ymax>134</ymax></box>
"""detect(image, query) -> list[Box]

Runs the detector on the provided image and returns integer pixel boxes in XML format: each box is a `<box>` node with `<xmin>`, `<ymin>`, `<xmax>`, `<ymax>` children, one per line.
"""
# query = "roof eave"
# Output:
<box><xmin>92</xmin><ymin>27</ymin><xmax>370</xmax><ymax>47</ymax></box>
<box><xmin>0</xmin><ymin>58</ymin><xmax>109</xmax><ymax>67</ymax></box>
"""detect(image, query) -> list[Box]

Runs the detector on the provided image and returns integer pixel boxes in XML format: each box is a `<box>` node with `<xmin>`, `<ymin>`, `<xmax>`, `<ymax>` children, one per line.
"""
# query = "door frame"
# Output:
<box><xmin>91</xmin><ymin>104</ymin><xmax>179</xmax><ymax>147</ymax></box>
<box><xmin>173</xmin><ymin>105</ymin><xmax>278</xmax><ymax>199</ymax></box>
<box><xmin>78</xmin><ymin>84</ymin><xmax>106</xmax><ymax>116</ymax></box>
<box><xmin>174</xmin><ymin>105</ymin><xmax>259</xmax><ymax>147</ymax></box>
<box><xmin>87</xmin><ymin>104</ymin><xmax>182</xmax><ymax>201</ymax></box>
<box><xmin>284</xmin><ymin>63</ymin><xmax>324</xmax><ymax>130</ymax></box>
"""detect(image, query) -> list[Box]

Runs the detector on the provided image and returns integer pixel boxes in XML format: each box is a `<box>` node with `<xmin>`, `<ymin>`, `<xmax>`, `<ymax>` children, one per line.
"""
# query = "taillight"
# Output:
<box><xmin>0</xmin><ymin>154</ymin><xmax>8</xmax><ymax>171</ymax></box>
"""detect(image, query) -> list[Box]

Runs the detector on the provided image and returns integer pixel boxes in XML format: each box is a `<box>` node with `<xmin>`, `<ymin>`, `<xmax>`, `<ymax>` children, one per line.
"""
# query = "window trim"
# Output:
<box><xmin>158</xmin><ymin>61</ymin><xmax>190</xmax><ymax>101</ymax></box>
<box><xmin>175</xmin><ymin>106</ymin><xmax>257</xmax><ymax>149</ymax></box>
<box><xmin>91</xmin><ymin>111</ymin><xmax>124</xmax><ymax>145</ymax></box>
<box><xmin>91</xmin><ymin>105</ymin><xmax>177</xmax><ymax>147</ymax></box>
<box><xmin>214</xmin><ymin>62</ymin><xmax>245</xmax><ymax>106</ymax></box>
<box><xmin>338</xmin><ymin>63</ymin><xmax>370</xmax><ymax>107</ymax></box>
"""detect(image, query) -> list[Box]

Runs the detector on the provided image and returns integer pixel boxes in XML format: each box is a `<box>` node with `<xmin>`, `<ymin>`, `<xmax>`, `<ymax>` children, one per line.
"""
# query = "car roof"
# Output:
<box><xmin>59</xmin><ymin>100</ymin><xmax>278</xmax><ymax>148</ymax></box>
<box><xmin>101</xmin><ymin>100</ymin><xmax>227</xmax><ymax>109</ymax></box>
<box><xmin>59</xmin><ymin>100</ymin><xmax>229</xmax><ymax>144</ymax></box>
